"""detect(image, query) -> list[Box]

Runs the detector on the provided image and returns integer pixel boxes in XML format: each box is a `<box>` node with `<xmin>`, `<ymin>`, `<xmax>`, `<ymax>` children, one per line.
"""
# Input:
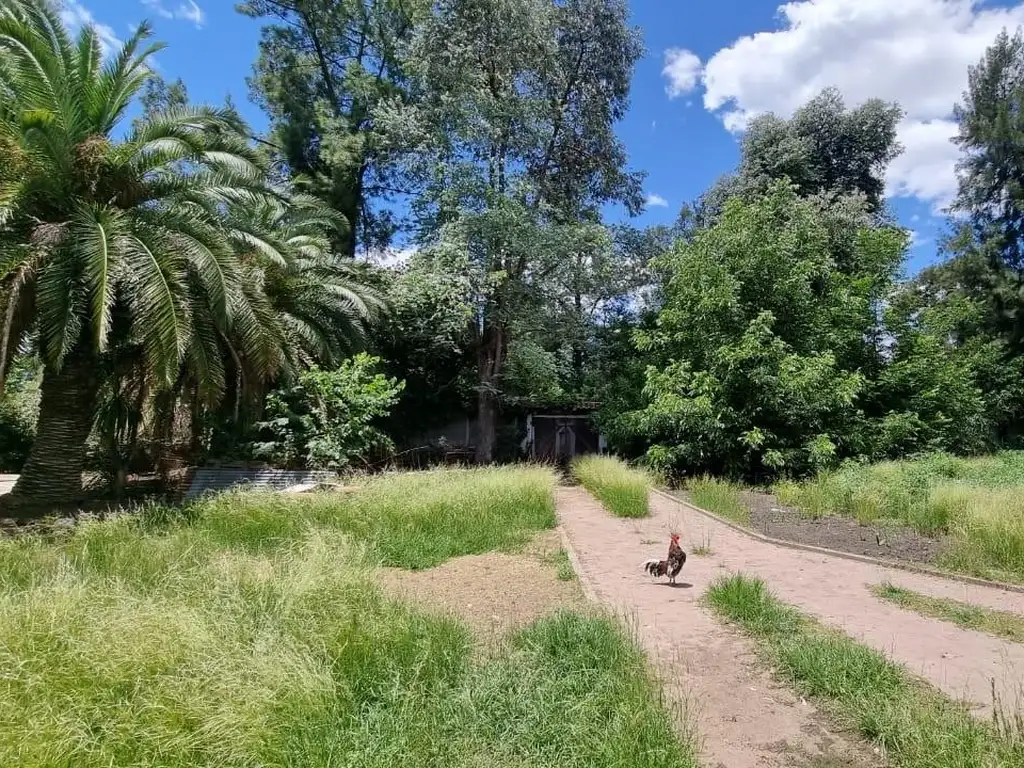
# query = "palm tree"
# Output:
<box><xmin>154</xmin><ymin>192</ymin><xmax>388</xmax><ymax>462</ymax></box>
<box><xmin>0</xmin><ymin>0</ymin><xmax>300</xmax><ymax>506</ymax></box>
<box><xmin>232</xmin><ymin>193</ymin><xmax>387</xmax><ymax>371</ymax></box>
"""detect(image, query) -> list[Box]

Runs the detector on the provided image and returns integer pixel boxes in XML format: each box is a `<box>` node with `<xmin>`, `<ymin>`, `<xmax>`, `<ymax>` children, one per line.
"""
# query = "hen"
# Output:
<box><xmin>643</xmin><ymin>534</ymin><xmax>686</xmax><ymax>585</ymax></box>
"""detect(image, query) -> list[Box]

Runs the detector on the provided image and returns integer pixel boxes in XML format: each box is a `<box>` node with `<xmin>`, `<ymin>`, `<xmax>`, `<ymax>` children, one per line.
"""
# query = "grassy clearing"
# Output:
<box><xmin>686</xmin><ymin>475</ymin><xmax>750</xmax><ymax>525</ymax></box>
<box><xmin>706</xmin><ymin>573</ymin><xmax>1024</xmax><ymax>768</ymax></box>
<box><xmin>195</xmin><ymin>465</ymin><xmax>556</xmax><ymax>570</ymax></box>
<box><xmin>0</xmin><ymin>467</ymin><xmax>697</xmax><ymax>767</ymax></box>
<box><xmin>872</xmin><ymin>583</ymin><xmax>1024</xmax><ymax>644</ymax></box>
<box><xmin>573</xmin><ymin>454</ymin><xmax>651</xmax><ymax>518</ymax></box>
<box><xmin>774</xmin><ymin>452</ymin><xmax>1024</xmax><ymax>582</ymax></box>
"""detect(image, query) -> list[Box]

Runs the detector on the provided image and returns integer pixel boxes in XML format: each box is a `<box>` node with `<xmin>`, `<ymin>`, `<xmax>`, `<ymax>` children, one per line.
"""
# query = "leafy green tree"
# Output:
<box><xmin>378</xmin><ymin>0</ymin><xmax>643</xmax><ymax>461</ymax></box>
<box><xmin>879</xmin><ymin>245</ymin><xmax>1024</xmax><ymax>452</ymax></box>
<box><xmin>621</xmin><ymin>182</ymin><xmax>906</xmax><ymax>479</ymax></box>
<box><xmin>953</xmin><ymin>27</ymin><xmax>1024</xmax><ymax>349</ymax></box>
<box><xmin>253</xmin><ymin>353</ymin><xmax>403</xmax><ymax>469</ymax></box>
<box><xmin>139</xmin><ymin>74</ymin><xmax>189</xmax><ymax>118</ymax></box>
<box><xmin>239</xmin><ymin>0</ymin><xmax>427</xmax><ymax>256</ymax></box>
<box><xmin>699</xmin><ymin>89</ymin><xmax>902</xmax><ymax>223</ymax></box>
<box><xmin>371</xmin><ymin>244</ymin><xmax>477</xmax><ymax>442</ymax></box>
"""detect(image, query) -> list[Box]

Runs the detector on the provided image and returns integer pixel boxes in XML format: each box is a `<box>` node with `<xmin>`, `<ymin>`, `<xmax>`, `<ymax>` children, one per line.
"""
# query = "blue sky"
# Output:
<box><xmin>62</xmin><ymin>0</ymin><xmax>1024</xmax><ymax>274</ymax></box>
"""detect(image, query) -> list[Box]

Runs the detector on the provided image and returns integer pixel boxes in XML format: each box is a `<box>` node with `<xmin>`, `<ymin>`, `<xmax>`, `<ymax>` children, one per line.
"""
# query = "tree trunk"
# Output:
<box><xmin>475</xmin><ymin>324</ymin><xmax>505</xmax><ymax>464</ymax></box>
<box><xmin>572</xmin><ymin>289</ymin><xmax>585</xmax><ymax>388</ymax></box>
<box><xmin>7</xmin><ymin>345</ymin><xmax>100</xmax><ymax>511</ymax></box>
<box><xmin>189</xmin><ymin>387</ymin><xmax>203</xmax><ymax>458</ymax></box>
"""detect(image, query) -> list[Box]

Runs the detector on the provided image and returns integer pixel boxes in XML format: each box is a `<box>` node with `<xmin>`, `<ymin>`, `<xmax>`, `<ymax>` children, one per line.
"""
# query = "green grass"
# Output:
<box><xmin>872</xmin><ymin>583</ymin><xmax>1024</xmax><ymax>644</ymax></box>
<box><xmin>774</xmin><ymin>452</ymin><xmax>1024</xmax><ymax>583</ymax></box>
<box><xmin>573</xmin><ymin>454</ymin><xmax>651</xmax><ymax>518</ymax></box>
<box><xmin>0</xmin><ymin>467</ymin><xmax>697</xmax><ymax>767</ymax></box>
<box><xmin>543</xmin><ymin>548</ymin><xmax>577</xmax><ymax>581</ymax></box>
<box><xmin>706</xmin><ymin>573</ymin><xmax>1024</xmax><ymax>768</ymax></box>
<box><xmin>201</xmin><ymin>465</ymin><xmax>557</xmax><ymax>569</ymax></box>
<box><xmin>686</xmin><ymin>475</ymin><xmax>750</xmax><ymax>525</ymax></box>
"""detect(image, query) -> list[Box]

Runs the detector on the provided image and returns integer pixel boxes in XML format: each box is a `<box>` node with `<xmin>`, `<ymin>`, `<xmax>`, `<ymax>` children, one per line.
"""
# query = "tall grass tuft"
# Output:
<box><xmin>707</xmin><ymin>573</ymin><xmax>1024</xmax><ymax>768</ymax></box>
<box><xmin>573</xmin><ymin>454</ymin><xmax>651</xmax><ymax>518</ymax></box>
<box><xmin>0</xmin><ymin>467</ymin><xmax>697</xmax><ymax>767</ymax></box>
<box><xmin>687</xmin><ymin>475</ymin><xmax>750</xmax><ymax>525</ymax></box>
<box><xmin>774</xmin><ymin>452</ymin><xmax>1024</xmax><ymax>582</ymax></box>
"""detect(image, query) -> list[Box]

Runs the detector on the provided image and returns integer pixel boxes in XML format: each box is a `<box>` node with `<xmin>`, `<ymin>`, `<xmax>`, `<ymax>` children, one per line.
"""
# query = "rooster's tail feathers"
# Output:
<box><xmin>642</xmin><ymin>558</ymin><xmax>661</xmax><ymax>576</ymax></box>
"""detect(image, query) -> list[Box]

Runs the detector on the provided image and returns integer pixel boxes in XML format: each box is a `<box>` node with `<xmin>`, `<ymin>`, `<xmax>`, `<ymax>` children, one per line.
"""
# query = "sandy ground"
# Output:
<box><xmin>376</xmin><ymin>530</ymin><xmax>586</xmax><ymax>639</ymax></box>
<box><xmin>557</xmin><ymin>487</ymin><xmax>1024</xmax><ymax>768</ymax></box>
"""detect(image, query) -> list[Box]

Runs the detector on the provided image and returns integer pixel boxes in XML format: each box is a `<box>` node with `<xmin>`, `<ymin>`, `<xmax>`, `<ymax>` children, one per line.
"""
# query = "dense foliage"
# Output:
<box><xmin>621</xmin><ymin>183</ymin><xmax>905</xmax><ymax>478</ymax></box>
<box><xmin>611</xmin><ymin>34</ymin><xmax>1024</xmax><ymax>480</ymax></box>
<box><xmin>7</xmin><ymin>0</ymin><xmax>1024</xmax><ymax>503</ymax></box>
<box><xmin>0</xmin><ymin>0</ymin><xmax>383</xmax><ymax>507</ymax></box>
<box><xmin>253</xmin><ymin>353</ymin><xmax>403</xmax><ymax>469</ymax></box>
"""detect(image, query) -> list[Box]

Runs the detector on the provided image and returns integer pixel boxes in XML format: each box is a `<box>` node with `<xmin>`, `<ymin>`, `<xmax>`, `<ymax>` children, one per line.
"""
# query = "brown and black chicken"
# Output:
<box><xmin>643</xmin><ymin>533</ymin><xmax>686</xmax><ymax>585</ymax></box>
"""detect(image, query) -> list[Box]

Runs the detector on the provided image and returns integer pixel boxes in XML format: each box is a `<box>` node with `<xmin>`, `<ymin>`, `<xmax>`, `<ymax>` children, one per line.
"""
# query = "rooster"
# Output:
<box><xmin>643</xmin><ymin>533</ymin><xmax>687</xmax><ymax>585</ymax></box>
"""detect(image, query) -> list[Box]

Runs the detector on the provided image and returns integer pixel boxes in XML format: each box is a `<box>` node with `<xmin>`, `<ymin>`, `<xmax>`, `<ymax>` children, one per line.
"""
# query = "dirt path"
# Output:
<box><xmin>557</xmin><ymin>487</ymin><xmax>1024</xmax><ymax>768</ymax></box>
<box><xmin>557</xmin><ymin>488</ymin><xmax>880</xmax><ymax>768</ymax></box>
<box><xmin>651</xmin><ymin>492</ymin><xmax>1024</xmax><ymax>712</ymax></box>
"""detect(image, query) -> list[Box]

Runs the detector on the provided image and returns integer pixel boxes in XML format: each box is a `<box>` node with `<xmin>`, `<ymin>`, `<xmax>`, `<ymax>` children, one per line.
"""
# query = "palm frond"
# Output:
<box><xmin>120</xmin><ymin>226</ymin><xmax>188</xmax><ymax>385</ymax></box>
<box><xmin>35</xmin><ymin>246</ymin><xmax>84</xmax><ymax>369</ymax></box>
<box><xmin>90</xmin><ymin>21</ymin><xmax>164</xmax><ymax>133</ymax></box>
<box><xmin>73</xmin><ymin>203</ymin><xmax>123</xmax><ymax>352</ymax></box>
<box><xmin>186</xmin><ymin>280</ymin><xmax>227</xmax><ymax>405</ymax></box>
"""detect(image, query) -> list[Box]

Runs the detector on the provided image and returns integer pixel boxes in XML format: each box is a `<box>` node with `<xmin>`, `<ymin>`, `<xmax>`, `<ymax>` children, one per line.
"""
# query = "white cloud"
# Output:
<box><xmin>141</xmin><ymin>0</ymin><xmax>173</xmax><ymax>18</ymax></box>
<box><xmin>691</xmin><ymin>0</ymin><xmax>1024</xmax><ymax>211</ymax></box>
<box><xmin>662</xmin><ymin>48</ymin><xmax>703</xmax><ymax>99</ymax></box>
<box><xmin>59</xmin><ymin>0</ymin><xmax>120</xmax><ymax>56</ymax></box>
<box><xmin>363</xmin><ymin>245</ymin><xmax>418</xmax><ymax>268</ymax></box>
<box><xmin>177</xmin><ymin>0</ymin><xmax>205</xmax><ymax>27</ymax></box>
<box><xmin>645</xmin><ymin>193</ymin><xmax>670</xmax><ymax>208</ymax></box>
<box><xmin>907</xmin><ymin>229</ymin><xmax>931</xmax><ymax>249</ymax></box>
<box><xmin>141</xmin><ymin>0</ymin><xmax>206</xmax><ymax>28</ymax></box>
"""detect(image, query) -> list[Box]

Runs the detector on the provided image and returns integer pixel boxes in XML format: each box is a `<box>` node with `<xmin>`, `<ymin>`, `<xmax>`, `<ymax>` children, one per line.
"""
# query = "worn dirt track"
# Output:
<box><xmin>556</xmin><ymin>487</ymin><xmax>1024</xmax><ymax>768</ymax></box>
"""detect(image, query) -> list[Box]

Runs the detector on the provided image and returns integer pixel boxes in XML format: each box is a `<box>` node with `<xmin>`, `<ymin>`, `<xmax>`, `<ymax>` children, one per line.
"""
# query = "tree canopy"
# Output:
<box><xmin>7</xmin><ymin>0</ymin><xmax>1024</xmax><ymax>504</ymax></box>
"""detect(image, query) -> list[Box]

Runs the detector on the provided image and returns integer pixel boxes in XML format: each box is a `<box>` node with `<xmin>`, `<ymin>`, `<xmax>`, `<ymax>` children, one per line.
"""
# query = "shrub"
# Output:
<box><xmin>252</xmin><ymin>353</ymin><xmax>404</xmax><ymax>470</ymax></box>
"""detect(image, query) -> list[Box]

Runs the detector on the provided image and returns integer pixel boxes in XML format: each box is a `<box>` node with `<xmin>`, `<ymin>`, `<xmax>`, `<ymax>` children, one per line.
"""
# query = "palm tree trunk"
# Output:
<box><xmin>7</xmin><ymin>345</ymin><xmax>99</xmax><ymax>510</ymax></box>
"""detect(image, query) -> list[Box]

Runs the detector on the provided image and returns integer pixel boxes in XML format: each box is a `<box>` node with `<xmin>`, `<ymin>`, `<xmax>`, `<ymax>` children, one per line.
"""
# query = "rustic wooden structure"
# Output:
<box><xmin>522</xmin><ymin>404</ymin><xmax>605</xmax><ymax>462</ymax></box>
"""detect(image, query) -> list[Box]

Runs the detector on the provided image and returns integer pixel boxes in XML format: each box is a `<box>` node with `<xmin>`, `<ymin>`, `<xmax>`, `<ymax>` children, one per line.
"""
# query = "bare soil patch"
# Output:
<box><xmin>376</xmin><ymin>529</ymin><xmax>586</xmax><ymax>638</ymax></box>
<box><xmin>677</xmin><ymin>489</ymin><xmax>948</xmax><ymax>566</ymax></box>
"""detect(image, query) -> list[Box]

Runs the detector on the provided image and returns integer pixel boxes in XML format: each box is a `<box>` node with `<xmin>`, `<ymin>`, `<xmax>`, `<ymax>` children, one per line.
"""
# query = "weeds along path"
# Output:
<box><xmin>560</xmin><ymin>486</ymin><xmax>1024</xmax><ymax>732</ymax></box>
<box><xmin>556</xmin><ymin>487</ymin><xmax>878</xmax><ymax>768</ymax></box>
<box><xmin>645</xmin><ymin>491</ymin><xmax>1024</xmax><ymax>719</ymax></box>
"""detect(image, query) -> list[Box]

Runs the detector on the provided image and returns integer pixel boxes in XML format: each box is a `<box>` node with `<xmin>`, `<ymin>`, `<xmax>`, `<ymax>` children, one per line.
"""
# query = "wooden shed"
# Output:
<box><xmin>522</xmin><ymin>404</ymin><xmax>605</xmax><ymax>463</ymax></box>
